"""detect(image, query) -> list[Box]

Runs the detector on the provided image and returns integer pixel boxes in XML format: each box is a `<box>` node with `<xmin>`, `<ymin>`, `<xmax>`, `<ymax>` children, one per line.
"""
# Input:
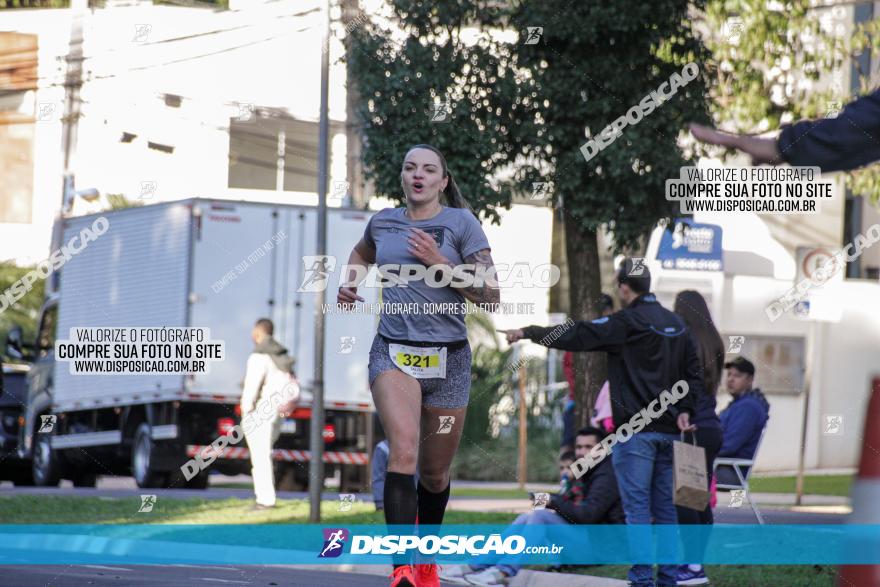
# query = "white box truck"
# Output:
<box><xmin>11</xmin><ymin>198</ymin><xmax>380</xmax><ymax>490</ymax></box>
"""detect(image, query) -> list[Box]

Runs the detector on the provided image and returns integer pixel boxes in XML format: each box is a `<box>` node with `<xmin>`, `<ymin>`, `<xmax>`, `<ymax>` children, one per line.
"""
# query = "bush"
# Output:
<box><xmin>455</xmin><ymin>310</ymin><xmax>568</xmax><ymax>483</ymax></box>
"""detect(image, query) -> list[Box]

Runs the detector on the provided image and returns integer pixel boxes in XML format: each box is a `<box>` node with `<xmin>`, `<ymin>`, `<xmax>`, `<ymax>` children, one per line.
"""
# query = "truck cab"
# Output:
<box><xmin>0</xmin><ymin>347</ymin><xmax>32</xmax><ymax>485</ymax></box>
<box><xmin>5</xmin><ymin>295</ymin><xmax>93</xmax><ymax>486</ymax></box>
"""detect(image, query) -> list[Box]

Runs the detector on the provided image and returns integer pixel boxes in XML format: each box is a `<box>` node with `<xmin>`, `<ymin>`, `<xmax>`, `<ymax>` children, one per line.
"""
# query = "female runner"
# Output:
<box><xmin>339</xmin><ymin>144</ymin><xmax>500</xmax><ymax>587</ymax></box>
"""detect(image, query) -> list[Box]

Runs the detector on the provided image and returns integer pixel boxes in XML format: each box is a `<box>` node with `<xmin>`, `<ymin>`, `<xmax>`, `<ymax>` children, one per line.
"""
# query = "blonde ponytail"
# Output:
<box><xmin>443</xmin><ymin>170</ymin><xmax>471</xmax><ymax>211</ymax></box>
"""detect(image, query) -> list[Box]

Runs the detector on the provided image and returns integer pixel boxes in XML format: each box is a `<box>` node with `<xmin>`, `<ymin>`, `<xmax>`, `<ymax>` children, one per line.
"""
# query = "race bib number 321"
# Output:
<box><xmin>388</xmin><ymin>343</ymin><xmax>447</xmax><ymax>379</ymax></box>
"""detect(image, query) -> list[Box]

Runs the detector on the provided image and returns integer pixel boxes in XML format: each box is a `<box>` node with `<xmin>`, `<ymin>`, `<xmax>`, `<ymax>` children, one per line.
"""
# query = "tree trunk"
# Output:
<box><xmin>342</xmin><ymin>0</ymin><xmax>366</xmax><ymax>209</ymax></box>
<box><xmin>563</xmin><ymin>208</ymin><xmax>608</xmax><ymax>431</ymax></box>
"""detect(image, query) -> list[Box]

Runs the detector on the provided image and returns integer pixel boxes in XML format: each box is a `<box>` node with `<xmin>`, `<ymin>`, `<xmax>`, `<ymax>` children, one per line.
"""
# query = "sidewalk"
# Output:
<box><xmin>447</xmin><ymin>492</ymin><xmax>849</xmax><ymax>514</ymax></box>
<box><xmin>511</xmin><ymin>570</ymin><xmax>627</xmax><ymax>586</ymax></box>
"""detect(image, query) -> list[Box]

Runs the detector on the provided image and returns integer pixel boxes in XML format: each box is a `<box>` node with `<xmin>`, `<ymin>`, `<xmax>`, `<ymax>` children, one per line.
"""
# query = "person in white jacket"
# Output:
<box><xmin>241</xmin><ymin>318</ymin><xmax>298</xmax><ymax>510</ymax></box>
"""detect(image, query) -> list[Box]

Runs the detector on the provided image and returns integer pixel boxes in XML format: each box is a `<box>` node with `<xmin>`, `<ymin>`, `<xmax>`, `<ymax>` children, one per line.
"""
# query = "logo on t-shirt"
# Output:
<box><xmin>422</xmin><ymin>227</ymin><xmax>445</xmax><ymax>248</ymax></box>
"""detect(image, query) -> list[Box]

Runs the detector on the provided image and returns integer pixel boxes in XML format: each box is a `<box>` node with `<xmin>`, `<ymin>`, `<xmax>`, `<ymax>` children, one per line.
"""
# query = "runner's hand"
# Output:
<box><xmin>677</xmin><ymin>412</ymin><xmax>697</xmax><ymax>433</ymax></box>
<box><xmin>337</xmin><ymin>286</ymin><xmax>364</xmax><ymax>308</ymax></box>
<box><xmin>498</xmin><ymin>329</ymin><xmax>525</xmax><ymax>343</ymax></box>
<box><xmin>407</xmin><ymin>228</ymin><xmax>446</xmax><ymax>266</ymax></box>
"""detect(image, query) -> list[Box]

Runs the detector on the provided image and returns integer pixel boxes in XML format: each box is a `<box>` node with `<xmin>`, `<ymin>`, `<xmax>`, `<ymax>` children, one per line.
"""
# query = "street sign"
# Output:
<box><xmin>656</xmin><ymin>219</ymin><xmax>723</xmax><ymax>271</ymax></box>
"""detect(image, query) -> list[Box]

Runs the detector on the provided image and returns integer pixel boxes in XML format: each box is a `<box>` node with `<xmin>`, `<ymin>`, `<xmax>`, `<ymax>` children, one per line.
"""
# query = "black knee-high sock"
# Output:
<box><xmin>384</xmin><ymin>472</ymin><xmax>417</xmax><ymax>568</ymax></box>
<box><xmin>417</xmin><ymin>481</ymin><xmax>450</xmax><ymax>527</ymax></box>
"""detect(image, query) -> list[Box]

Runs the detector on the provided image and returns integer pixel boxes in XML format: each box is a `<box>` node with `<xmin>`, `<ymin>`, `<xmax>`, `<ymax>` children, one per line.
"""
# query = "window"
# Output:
<box><xmin>37</xmin><ymin>304</ymin><xmax>57</xmax><ymax>359</ymax></box>
<box><xmin>147</xmin><ymin>141</ymin><xmax>174</xmax><ymax>154</ymax></box>
<box><xmin>227</xmin><ymin>114</ymin><xmax>342</xmax><ymax>192</ymax></box>
<box><xmin>164</xmin><ymin>94</ymin><xmax>182</xmax><ymax>108</ymax></box>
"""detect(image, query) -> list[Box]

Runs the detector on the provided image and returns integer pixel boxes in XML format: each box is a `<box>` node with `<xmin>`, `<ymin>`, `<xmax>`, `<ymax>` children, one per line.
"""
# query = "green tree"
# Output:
<box><xmin>348</xmin><ymin>1</ymin><xmax>710</xmax><ymax>429</ymax></box>
<box><xmin>346</xmin><ymin>1</ymin><xmax>526</xmax><ymax>223</ymax></box>
<box><xmin>704</xmin><ymin>0</ymin><xmax>880</xmax><ymax>202</ymax></box>
<box><xmin>0</xmin><ymin>262</ymin><xmax>45</xmax><ymax>356</ymax></box>
<box><xmin>105</xmin><ymin>194</ymin><xmax>145</xmax><ymax>210</ymax></box>
<box><xmin>464</xmin><ymin>308</ymin><xmax>511</xmax><ymax>443</ymax></box>
<box><xmin>500</xmin><ymin>1</ymin><xmax>712</xmax><ymax>427</ymax></box>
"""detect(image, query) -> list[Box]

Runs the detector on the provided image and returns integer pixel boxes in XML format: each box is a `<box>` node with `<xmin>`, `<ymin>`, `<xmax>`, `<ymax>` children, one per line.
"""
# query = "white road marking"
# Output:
<box><xmin>171</xmin><ymin>565</ymin><xmax>240</xmax><ymax>571</ymax></box>
<box><xmin>82</xmin><ymin>565</ymin><xmax>133</xmax><ymax>572</ymax></box>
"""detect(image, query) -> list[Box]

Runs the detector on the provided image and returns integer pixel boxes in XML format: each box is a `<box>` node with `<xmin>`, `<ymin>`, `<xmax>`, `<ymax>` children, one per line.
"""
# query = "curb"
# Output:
<box><xmin>510</xmin><ymin>569</ymin><xmax>627</xmax><ymax>586</ymax></box>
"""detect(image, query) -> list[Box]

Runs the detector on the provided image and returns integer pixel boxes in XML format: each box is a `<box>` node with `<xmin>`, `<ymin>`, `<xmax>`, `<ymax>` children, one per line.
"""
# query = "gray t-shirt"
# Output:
<box><xmin>364</xmin><ymin>206</ymin><xmax>490</xmax><ymax>342</ymax></box>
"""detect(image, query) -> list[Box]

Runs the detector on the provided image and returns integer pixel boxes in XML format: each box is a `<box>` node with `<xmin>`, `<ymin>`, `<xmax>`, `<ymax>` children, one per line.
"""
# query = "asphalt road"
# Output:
<box><xmin>1</xmin><ymin>565</ymin><xmax>412</xmax><ymax>587</ymax></box>
<box><xmin>0</xmin><ymin>474</ymin><xmax>848</xmax><ymax>586</ymax></box>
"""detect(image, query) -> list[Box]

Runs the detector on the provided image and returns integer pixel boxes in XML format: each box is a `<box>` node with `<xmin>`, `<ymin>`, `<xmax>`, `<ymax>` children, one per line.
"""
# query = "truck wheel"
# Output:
<box><xmin>32</xmin><ymin>429</ymin><xmax>61</xmax><ymax>487</ymax></box>
<box><xmin>132</xmin><ymin>423</ymin><xmax>167</xmax><ymax>488</ymax></box>
<box><xmin>72</xmin><ymin>473</ymin><xmax>98</xmax><ymax>488</ymax></box>
<box><xmin>274</xmin><ymin>463</ymin><xmax>309</xmax><ymax>491</ymax></box>
<box><xmin>165</xmin><ymin>467</ymin><xmax>209</xmax><ymax>489</ymax></box>
<box><xmin>11</xmin><ymin>469</ymin><xmax>35</xmax><ymax>486</ymax></box>
<box><xmin>184</xmin><ymin>470</ymin><xmax>209</xmax><ymax>489</ymax></box>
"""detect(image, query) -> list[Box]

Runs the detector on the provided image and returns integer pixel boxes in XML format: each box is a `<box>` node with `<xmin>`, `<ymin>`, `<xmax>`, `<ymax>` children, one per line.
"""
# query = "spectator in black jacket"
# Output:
<box><xmin>502</xmin><ymin>259</ymin><xmax>700</xmax><ymax>587</ymax></box>
<box><xmin>689</xmin><ymin>89</ymin><xmax>880</xmax><ymax>172</ymax></box>
<box><xmin>449</xmin><ymin>427</ymin><xmax>624</xmax><ymax>586</ymax></box>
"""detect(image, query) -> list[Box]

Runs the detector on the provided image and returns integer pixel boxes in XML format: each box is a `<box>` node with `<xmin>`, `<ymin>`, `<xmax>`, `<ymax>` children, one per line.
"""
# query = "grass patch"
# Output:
<box><xmin>450</xmin><ymin>487</ymin><xmax>555</xmax><ymax>499</ymax></box>
<box><xmin>152</xmin><ymin>474</ymin><xmax>856</xmax><ymax>498</ymax></box>
<box><xmin>573</xmin><ymin>563</ymin><xmax>836</xmax><ymax>586</ymax></box>
<box><xmin>0</xmin><ymin>496</ymin><xmax>518</xmax><ymax>525</ymax></box>
<box><xmin>749</xmin><ymin>475</ymin><xmax>852</xmax><ymax>497</ymax></box>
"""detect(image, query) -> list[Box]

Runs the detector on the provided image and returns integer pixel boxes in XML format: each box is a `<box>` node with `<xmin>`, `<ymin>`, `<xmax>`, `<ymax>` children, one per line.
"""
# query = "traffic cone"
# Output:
<box><xmin>836</xmin><ymin>376</ymin><xmax>880</xmax><ymax>586</ymax></box>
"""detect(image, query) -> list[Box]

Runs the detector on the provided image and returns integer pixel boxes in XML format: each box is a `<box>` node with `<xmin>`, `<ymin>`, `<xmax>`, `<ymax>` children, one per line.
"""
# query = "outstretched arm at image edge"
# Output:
<box><xmin>778</xmin><ymin>89</ymin><xmax>880</xmax><ymax>172</ymax></box>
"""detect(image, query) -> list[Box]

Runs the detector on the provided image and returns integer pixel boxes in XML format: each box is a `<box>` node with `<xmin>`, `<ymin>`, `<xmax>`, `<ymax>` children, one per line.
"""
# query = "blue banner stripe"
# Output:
<box><xmin>0</xmin><ymin>525</ymin><xmax>878</xmax><ymax>565</ymax></box>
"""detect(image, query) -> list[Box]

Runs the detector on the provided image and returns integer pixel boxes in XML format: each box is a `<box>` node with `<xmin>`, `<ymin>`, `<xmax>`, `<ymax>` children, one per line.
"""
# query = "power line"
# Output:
<box><xmin>0</xmin><ymin>7</ymin><xmax>323</xmax><ymax>85</ymax></box>
<box><xmin>0</xmin><ymin>24</ymin><xmax>319</xmax><ymax>91</ymax></box>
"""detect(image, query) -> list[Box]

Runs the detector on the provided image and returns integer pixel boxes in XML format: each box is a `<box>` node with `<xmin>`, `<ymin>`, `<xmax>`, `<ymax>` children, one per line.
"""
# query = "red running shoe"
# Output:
<box><xmin>414</xmin><ymin>563</ymin><xmax>440</xmax><ymax>587</ymax></box>
<box><xmin>390</xmin><ymin>565</ymin><xmax>416</xmax><ymax>587</ymax></box>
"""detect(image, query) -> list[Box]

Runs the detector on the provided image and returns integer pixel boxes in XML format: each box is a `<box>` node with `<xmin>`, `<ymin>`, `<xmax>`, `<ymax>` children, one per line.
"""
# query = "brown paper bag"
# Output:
<box><xmin>673</xmin><ymin>434</ymin><xmax>710</xmax><ymax>511</ymax></box>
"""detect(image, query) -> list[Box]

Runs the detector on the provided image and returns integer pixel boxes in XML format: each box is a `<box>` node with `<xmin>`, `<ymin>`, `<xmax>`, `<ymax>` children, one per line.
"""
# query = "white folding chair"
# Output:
<box><xmin>713</xmin><ymin>424</ymin><xmax>767</xmax><ymax>524</ymax></box>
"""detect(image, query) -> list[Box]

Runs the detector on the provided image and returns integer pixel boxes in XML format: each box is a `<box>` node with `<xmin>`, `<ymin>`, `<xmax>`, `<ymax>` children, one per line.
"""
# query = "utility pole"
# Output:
<box><xmin>309</xmin><ymin>0</ymin><xmax>332</xmax><ymax>523</ymax></box>
<box><xmin>50</xmin><ymin>0</ymin><xmax>87</xmax><ymax>293</ymax></box>
<box><xmin>341</xmin><ymin>0</ymin><xmax>364</xmax><ymax>208</ymax></box>
<box><xmin>61</xmin><ymin>0</ymin><xmax>86</xmax><ymax>205</ymax></box>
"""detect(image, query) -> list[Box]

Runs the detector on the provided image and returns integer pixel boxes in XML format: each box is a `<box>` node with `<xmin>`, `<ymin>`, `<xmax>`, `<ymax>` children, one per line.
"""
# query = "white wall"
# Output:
<box><xmin>484</xmin><ymin>204</ymin><xmax>554</xmax><ymax>343</ymax></box>
<box><xmin>2</xmin><ymin>0</ymin><xmax>350</xmax><ymax>265</ymax></box>
<box><xmin>0</xmin><ymin>10</ymin><xmax>75</xmax><ymax>265</ymax></box>
<box><xmin>649</xmin><ymin>216</ymin><xmax>880</xmax><ymax>473</ymax></box>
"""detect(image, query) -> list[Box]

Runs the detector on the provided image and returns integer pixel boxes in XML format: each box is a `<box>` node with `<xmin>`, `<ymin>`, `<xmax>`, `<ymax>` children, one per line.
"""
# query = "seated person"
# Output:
<box><xmin>558</xmin><ymin>450</ymin><xmax>575</xmax><ymax>495</ymax></box>
<box><xmin>715</xmin><ymin>357</ymin><xmax>770</xmax><ymax>486</ymax></box>
<box><xmin>371</xmin><ymin>439</ymin><xmax>390</xmax><ymax>511</ymax></box>
<box><xmin>446</xmin><ymin>427</ymin><xmax>625</xmax><ymax>586</ymax></box>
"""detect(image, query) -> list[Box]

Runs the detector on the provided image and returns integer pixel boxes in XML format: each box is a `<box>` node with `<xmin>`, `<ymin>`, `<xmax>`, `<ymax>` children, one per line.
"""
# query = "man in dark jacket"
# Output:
<box><xmin>502</xmin><ymin>259</ymin><xmax>701</xmax><ymax>587</ymax></box>
<box><xmin>547</xmin><ymin>427</ymin><xmax>626</xmax><ymax>526</ymax></box>
<box><xmin>455</xmin><ymin>427</ymin><xmax>623</xmax><ymax>586</ymax></box>
<box><xmin>689</xmin><ymin>89</ymin><xmax>880</xmax><ymax>172</ymax></box>
<box><xmin>716</xmin><ymin>357</ymin><xmax>770</xmax><ymax>485</ymax></box>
